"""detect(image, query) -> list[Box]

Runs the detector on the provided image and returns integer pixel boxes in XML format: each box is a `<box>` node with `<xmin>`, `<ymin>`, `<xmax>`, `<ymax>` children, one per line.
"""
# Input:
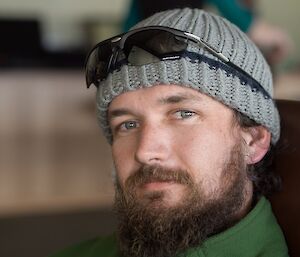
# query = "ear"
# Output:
<box><xmin>241</xmin><ymin>126</ymin><xmax>271</xmax><ymax>164</ymax></box>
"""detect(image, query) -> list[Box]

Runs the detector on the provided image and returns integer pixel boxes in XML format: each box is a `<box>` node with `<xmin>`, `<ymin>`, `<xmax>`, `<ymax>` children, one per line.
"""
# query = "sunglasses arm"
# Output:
<box><xmin>183</xmin><ymin>32</ymin><xmax>229</xmax><ymax>63</ymax></box>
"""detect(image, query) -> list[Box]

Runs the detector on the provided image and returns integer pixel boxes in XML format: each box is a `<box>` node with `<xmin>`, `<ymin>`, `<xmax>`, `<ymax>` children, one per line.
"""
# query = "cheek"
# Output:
<box><xmin>176</xmin><ymin>126</ymin><xmax>237</xmax><ymax>189</ymax></box>
<box><xmin>112</xmin><ymin>139</ymin><xmax>136</xmax><ymax>186</ymax></box>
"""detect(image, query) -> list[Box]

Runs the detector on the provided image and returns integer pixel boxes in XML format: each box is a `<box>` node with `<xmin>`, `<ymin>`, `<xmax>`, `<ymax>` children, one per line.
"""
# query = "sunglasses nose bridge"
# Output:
<box><xmin>108</xmin><ymin>42</ymin><xmax>125</xmax><ymax>75</ymax></box>
<box><xmin>111</xmin><ymin>36</ymin><xmax>122</xmax><ymax>43</ymax></box>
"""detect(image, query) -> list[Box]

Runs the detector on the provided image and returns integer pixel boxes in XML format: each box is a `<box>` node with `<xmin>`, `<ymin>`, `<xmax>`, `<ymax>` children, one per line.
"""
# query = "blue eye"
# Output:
<box><xmin>175</xmin><ymin>110</ymin><xmax>195</xmax><ymax>119</ymax></box>
<box><xmin>120</xmin><ymin>120</ymin><xmax>138</xmax><ymax>130</ymax></box>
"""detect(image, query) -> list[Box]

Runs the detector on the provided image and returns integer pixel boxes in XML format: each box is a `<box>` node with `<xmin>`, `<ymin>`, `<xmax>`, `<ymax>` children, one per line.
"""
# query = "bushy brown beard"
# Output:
<box><xmin>114</xmin><ymin>145</ymin><xmax>248</xmax><ymax>257</ymax></box>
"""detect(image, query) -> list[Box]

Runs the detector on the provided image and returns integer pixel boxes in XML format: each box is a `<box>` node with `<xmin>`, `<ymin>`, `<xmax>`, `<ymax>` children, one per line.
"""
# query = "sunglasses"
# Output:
<box><xmin>85</xmin><ymin>26</ymin><xmax>270</xmax><ymax>99</ymax></box>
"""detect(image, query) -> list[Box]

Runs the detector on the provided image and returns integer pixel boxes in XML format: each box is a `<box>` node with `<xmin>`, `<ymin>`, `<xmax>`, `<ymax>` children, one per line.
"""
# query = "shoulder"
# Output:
<box><xmin>48</xmin><ymin>234</ymin><xmax>118</xmax><ymax>257</ymax></box>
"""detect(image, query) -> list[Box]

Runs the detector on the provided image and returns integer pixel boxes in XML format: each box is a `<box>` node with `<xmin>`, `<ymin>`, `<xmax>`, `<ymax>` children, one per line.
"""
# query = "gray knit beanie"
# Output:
<box><xmin>96</xmin><ymin>8</ymin><xmax>280</xmax><ymax>144</ymax></box>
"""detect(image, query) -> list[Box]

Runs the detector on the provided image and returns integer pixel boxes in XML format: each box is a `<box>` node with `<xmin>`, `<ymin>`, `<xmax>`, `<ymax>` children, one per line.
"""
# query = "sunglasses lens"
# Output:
<box><xmin>86</xmin><ymin>29</ymin><xmax>189</xmax><ymax>87</ymax></box>
<box><xmin>86</xmin><ymin>42</ymin><xmax>112</xmax><ymax>87</ymax></box>
<box><xmin>125</xmin><ymin>30</ymin><xmax>187</xmax><ymax>65</ymax></box>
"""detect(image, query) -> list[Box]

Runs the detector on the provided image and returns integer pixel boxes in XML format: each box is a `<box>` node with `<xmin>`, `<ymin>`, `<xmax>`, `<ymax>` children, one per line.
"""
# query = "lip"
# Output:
<box><xmin>141</xmin><ymin>181</ymin><xmax>175</xmax><ymax>190</ymax></box>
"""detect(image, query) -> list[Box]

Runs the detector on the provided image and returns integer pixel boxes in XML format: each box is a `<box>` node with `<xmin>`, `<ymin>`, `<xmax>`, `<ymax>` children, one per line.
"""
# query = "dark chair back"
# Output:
<box><xmin>271</xmin><ymin>100</ymin><xmax>300</xmax><ymax>257</ymax></box>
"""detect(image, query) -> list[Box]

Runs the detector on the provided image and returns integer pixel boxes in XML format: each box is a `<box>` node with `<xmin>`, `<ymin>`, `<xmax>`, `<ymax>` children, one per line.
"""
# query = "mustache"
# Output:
<box><xmin>125</xmin><ymin>165</ymin><xmax>193</xmax><ymax>189</ymax></box>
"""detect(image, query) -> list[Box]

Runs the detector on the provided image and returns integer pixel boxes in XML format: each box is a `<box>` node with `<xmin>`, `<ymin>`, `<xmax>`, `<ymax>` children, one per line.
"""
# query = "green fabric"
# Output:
<box><xmin>208</xmin><ymin>0</ymin><xmax>253</xmax><ymax>32</ymax></box>
<box><xmin>48</xmin><ymin>235</ymin><xmax>118</xmax><ymax>257</ymax></box>
<box><xmin>122</xmin><ymin>0</ymin><xmax>141</xmax><ymax>32</ymax></box>
<box><xmin>123</xmin><ymin>0</ymin><xmax>253</xmax><ymax>32</ymax></box>
<box><xmin>49</xmin><ymin>197</ymin><xmax>289</xmax><ymax>257</ymax></box>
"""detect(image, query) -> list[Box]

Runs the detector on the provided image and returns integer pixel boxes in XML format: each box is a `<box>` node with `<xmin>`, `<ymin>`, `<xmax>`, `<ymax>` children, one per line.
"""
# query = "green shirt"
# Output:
<box><xmin>49</xmin><ymin>197</ymin><xmax>289</xmax><ymax>257</ymax></box>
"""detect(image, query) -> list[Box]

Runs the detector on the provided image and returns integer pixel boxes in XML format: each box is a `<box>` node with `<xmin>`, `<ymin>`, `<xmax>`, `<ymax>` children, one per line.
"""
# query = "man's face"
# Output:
<box><xmin>109</xmin><ymin>85</ymin><xmax>252</xmax><ymax>210</ymax></box>
<box><xmin>108</xmin><ymin>84</ymin><xmax>253</xmax><ymax>257</ymax></box>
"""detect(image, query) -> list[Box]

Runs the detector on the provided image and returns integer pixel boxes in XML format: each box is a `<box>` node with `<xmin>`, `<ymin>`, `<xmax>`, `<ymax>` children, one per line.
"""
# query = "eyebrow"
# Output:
<box><xmin>108</xmin><ymin>92</ymin><xmax>202</xmax><ymax>121</ymax></box>
<box><xmin>109</xmin><ymin>108</ymin><xmax>132</xmax><ymax>121</ymax></box>
<box><xmin>157</xmin><ymin>92</ymin><xmax>202</xmax><ymax>104</ymax></box>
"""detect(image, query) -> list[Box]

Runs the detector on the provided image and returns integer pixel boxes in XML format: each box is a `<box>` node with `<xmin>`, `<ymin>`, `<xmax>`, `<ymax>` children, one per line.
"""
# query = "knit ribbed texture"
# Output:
<box><xmin>96</xmin><ymin>8</ymin><xmax>280</xmax><ymax>144</ymax></box>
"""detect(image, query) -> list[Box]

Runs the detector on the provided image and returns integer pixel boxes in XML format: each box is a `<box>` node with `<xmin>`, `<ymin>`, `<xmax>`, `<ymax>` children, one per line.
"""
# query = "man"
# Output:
<box><xmin>50</xmin><ymin>8</ymin><xmax>289</xmax><ymax>257</ymax></box>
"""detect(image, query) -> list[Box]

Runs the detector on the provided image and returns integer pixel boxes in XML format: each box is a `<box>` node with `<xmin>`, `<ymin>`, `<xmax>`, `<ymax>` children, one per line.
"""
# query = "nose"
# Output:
<box><xmin>134</xmin><ymin>123</ymin><xmax>171</xmax><ymax>165</ymax></box>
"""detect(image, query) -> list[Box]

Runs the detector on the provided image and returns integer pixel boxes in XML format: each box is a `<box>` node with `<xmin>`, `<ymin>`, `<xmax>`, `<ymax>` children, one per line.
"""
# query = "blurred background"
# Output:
<box><xmin>0</xmin><ymin>0</ymin><xmax>299</xmax><ymax>256</ymax></box>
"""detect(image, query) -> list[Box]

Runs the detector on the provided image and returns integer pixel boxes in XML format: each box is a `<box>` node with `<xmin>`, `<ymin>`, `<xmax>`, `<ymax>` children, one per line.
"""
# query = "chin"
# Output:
<box><xmin>137</xmin><ymin>184</ymin><xmax>187</xmax><ymax>209</ymax></box>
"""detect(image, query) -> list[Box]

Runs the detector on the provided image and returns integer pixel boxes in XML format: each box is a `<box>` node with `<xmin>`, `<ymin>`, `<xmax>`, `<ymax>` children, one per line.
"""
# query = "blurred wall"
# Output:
<box><xmin>0</xmin><ymin>0</ymin><xmax>129</xmax><ymax>50</ymax></box>
<box><xmin>0</xmin><ymin>0</ymin><xmax>128</xmax><ymax>21</ymax></box>
<box><xmin>259</xmin><ymin>0</ymin><xmax>300</xmax><ymax>66</ymax></box>
<box><xmin>0</xmin><ymin>0</ymin><xmax>298</xmax><ymax>63</ymax></box>
<box><xmin>0</xmin><ymin>0</ymin><xmax>300</xmax><ymax>60</ymax></box>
